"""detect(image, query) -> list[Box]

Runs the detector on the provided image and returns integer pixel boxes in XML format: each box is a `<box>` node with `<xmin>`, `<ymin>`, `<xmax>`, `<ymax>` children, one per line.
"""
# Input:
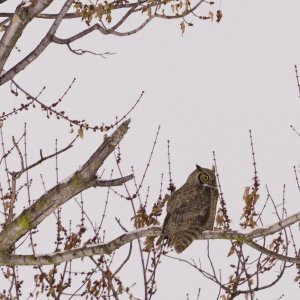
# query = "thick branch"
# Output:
<box><xmin>2</xmin><ymin>212</ymin><xmax>300</xmax><ymax>266</ymax></box>
<box><xmin>0</xmin><ymin>119</ymin><xmax>131</xmax><ymax>252</ymax></box>
<box><xmin>0</xmin><ymin>226</ymin><xmax>161</xmax><ymax>266</ymax></box>
<box><xmin>195</xmin><ymin>212</ymin><xmax>300</xmax><ymax>241</ymax></box>
<box><xmin>244</xmin><ymin>212</ymin><xmax>300</xmax><ymax>239</ymax></box>
<box><xmin>0</xmin><ymin>213</ymin><xmax>300</xmax><ymax>266</ymax></box>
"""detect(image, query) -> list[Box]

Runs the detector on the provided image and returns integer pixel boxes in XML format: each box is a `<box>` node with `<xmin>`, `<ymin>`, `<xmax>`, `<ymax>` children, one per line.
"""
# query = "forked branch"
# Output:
<box><xmin>0</xmin><ymin>119</ymin><xmax>131</xmax><ymax>252</ymax></box>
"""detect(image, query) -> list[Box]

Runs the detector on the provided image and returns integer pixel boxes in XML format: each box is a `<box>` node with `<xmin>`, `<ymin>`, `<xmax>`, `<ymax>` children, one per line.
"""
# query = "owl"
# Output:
<box><xmin>157</xmin><ymin>164</ymin><xmax>218</xmax><ymax>253</ymax></box>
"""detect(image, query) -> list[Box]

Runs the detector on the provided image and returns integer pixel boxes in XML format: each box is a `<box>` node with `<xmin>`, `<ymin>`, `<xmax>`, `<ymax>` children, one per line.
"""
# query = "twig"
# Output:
<box><xmin>295</xmin><ymin>65</ymin><xmax>300</xmax><ymax>97</ymax></box>
<box><xmin>167</xmin><ymin>140</ymin><xmax>175</xmax><ymax>193</ymax></box>
<box><xmin>290</xmin><ymin>125</ymin><xmax>300</xmax><ymax>137</ymax></box>
<box><xmin>66</xmin><ymin>43</ymin><xmax>115</xmax><ymax>58</ymax></box>
<box><xmin>293</xmin><ymin>166</ymin><xmax>300</xmax><ymax>192</ymax></box>
<box><xmin>12</xmin><ymin>136</ymin><xmax>24</xmax><ymax>173</ymax></box>
<box><xmin>14</xmin><ymin>135</ymin><xmax>78</xmax><ymax>178</ymax></box>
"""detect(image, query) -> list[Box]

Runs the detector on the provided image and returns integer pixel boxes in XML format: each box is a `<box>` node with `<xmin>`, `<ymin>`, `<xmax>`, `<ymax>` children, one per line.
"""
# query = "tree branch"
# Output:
<box><xmin>0</xmin><ymin>226</ymin><xmax>161</xmax><ymax>266</ymax></box>
<box><xmin>0</xmin><ymin>119</ymin><xmax>131</xmax><ymax>252</ymax></box>
<box><xmin>1</xmin><ymin>211</ymin><xmax>300</xmax><ymax>266</ymax></box>
<box><xmin>0</xmin><ymin>0</ymin><xmax>54</xmax><ymax>74</ymax></box>
<box><xmin>245</xmin><ymin>212</ymin><xmax>300</xmax><ymax>239</ymax></box>
<box><xmin>52</xmin><ymin>23</ymin><xmax>109</xmax><ymax>45</ymax></box>
<box><xmin>89</xmin><ymin>174</ymin><xmax>134</xmax><ymax>187</ymax></box>
<box><xmin>195</xmin><ymin>212</ymin><xmax>300</xmax><ymax>241</ymax></box>
<box><xmin>0</xmin><ymin>0</ymin><xmax>73</xmax><ymax>85</ymax></box>
<box><xmin>0</xmin><ymin>0</ymin><xmax>209</xmax><ymax>83</ymax></box>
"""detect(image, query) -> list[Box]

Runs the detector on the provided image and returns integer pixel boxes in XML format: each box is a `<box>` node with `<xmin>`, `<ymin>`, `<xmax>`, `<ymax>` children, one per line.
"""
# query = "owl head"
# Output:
<box><xmin>186</xmin><ymin>164</ymin><xmax>218</xmax><ymax>190</ymax></box>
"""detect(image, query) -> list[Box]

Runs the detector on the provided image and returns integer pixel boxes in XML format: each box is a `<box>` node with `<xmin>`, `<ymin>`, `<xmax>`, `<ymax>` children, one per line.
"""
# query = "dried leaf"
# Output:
<box><xmin>216</xmin><ymin>213</ymin><xmax>224</xmax><ymax>225</ymax></box>
<box><xmin>78</xmin><ymin>127</ymin><xmax>84</xmax><ymax>138</ymax></box>
<box><xmin>227</xmin><ymin>245</ymin><xmax>235</xmax><ymax>257</ymax></box>
<box><xmin>269</xmin><ymin>241</ymin><xmax>274</xmax><ymax>250</ymax></box>
<box><xmin>180</xmin><ymin>21</ymin><xmax>185</xmax><ymax>35</ymax></box>
<box><xmin>147</xmin><ymin>6</ymin><xmax>152</xmax><ymax>17</ymax></box>
<box><xmin>106</xmin><ymin>12</ymin><xmax>112</xmax><ymax>23</ymax></box>
<box><xmin>216</xmin><ymin>10</ymin><xmax>223</xmax><ymax>23</ymax></box>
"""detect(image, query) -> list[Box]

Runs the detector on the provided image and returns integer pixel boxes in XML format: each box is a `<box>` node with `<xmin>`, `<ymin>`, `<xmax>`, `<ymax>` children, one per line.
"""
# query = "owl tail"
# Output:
<box><xmin>157</xmin><ymin>234</ymin><xmax>193</xmax><ymax>253</ymax></box>
<box><xmin>173</xmin><ymin>235</ymin><xmax>193</xmax><ymax>254</ymax></box>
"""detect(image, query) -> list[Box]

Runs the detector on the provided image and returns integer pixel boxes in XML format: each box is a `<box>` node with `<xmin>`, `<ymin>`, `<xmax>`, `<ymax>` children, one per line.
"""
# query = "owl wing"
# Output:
<box><xmin>159</xmin><ymin>185</ymin><xmax>211</xmax><ymax>253</ymax></box>
<box><xmin>171</xmin><ymin>202</ymin><xmax>209</xmax><ymax>253</ymax></box>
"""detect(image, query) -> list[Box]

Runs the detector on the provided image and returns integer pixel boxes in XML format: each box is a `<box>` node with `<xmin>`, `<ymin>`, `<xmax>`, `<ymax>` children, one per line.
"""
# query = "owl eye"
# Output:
<box><xmin>199</xmin><ymin>173</ymin><xmax>210</xmax><ymax>183</ymax></box>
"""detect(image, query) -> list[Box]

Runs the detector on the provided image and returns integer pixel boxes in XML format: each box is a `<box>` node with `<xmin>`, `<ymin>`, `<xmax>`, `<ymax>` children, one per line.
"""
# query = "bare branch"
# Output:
<box><xmin>12</xmin><ymin>136</ymin><xmax>25</xmax><ymax>173</ymax></box>
<box><xmin>14</xmin><ymin>135</ymin><xmax>78</xmax><ymax>178</ymax></box>
<box><xmin>243</xmin><ymin>239</ymin><xmax>297</xmax><ymax>264</ymax></box>
<box><xmin>66</xmin><ymin>43</ymin><xmax>115</xmax><ymax>57</ymax></box>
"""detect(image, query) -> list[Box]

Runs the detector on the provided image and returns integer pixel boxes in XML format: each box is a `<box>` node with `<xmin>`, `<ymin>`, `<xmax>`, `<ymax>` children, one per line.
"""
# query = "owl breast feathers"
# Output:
<box><xmin>157</xmin><ymin>164</ymin><xmax>218</xmax><ymax>253</ymax></box>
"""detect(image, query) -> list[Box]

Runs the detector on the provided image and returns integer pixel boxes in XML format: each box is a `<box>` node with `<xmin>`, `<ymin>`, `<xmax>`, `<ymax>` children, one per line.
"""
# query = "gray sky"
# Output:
<box><xmin>1</xmin><ymin>0</ymin><xmax>300</xmax><ymax>299</ymax></box>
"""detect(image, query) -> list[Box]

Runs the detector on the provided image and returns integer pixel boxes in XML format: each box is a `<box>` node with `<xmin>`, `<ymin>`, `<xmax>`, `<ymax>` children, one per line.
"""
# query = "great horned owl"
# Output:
<box><xmin>157</xmin><ymin>164</ymin><xmax>218</xmax><ymax>253</ymax></box>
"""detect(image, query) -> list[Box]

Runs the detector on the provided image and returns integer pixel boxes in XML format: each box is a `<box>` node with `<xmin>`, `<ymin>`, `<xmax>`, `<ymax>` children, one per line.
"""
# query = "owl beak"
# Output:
<box><xmin>202</xmin><ymin>183</ymin><xmax>218</xmax><ymax>191</ymax></box>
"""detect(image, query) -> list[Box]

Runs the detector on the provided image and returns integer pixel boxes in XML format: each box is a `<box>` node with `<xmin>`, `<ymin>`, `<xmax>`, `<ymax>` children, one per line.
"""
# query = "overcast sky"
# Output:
<box><xmin>1</xmin><ymin>0</ymin><xmax>300</xmax><ymax>299</ymax></box>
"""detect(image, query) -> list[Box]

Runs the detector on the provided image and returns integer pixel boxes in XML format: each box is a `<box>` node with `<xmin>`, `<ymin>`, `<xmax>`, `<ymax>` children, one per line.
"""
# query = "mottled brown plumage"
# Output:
<box><xmin>157</xmin><ymin>165</ymin><xmax>218</xmax><ymax>253</ymax></box>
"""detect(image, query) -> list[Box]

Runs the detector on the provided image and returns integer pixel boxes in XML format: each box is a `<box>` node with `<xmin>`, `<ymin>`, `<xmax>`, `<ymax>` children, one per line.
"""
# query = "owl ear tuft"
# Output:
<box><xmin>211</xmin><ymin>165</ymin><xmax>216</xmax><ymax>173</ymax></box>
<box><xmin>196</xmin><ymin>164</ymin><xmax>203</xmax><ymax>171</ymax></box>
